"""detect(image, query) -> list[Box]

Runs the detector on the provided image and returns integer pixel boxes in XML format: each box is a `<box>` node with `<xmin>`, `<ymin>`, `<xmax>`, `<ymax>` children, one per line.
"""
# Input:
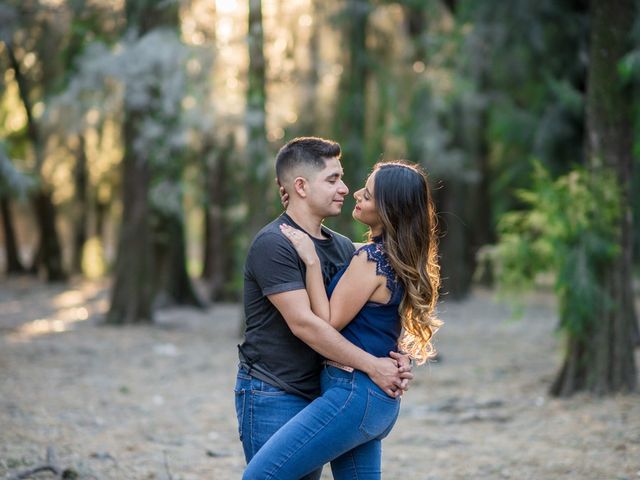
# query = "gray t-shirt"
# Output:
<box><xmin>240</xmin><ymin>213</ymin><xmax>355</xmax><ymax>399</ymax></box>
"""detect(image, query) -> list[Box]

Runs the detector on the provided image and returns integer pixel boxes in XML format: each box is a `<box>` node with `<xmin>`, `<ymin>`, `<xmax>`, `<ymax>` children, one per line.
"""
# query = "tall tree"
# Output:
<box><xmin>0</xmin><ymin>145</ymin><xmax>31</xmax><ymax>274</ymax></box>
<box><xmin>0</xmin><ymin>196</ymin><xmax>24</xmax><ymax>273</ymax></box>
<box><xmin>70</xmin><ymin>134</ymin><xmax>88</xmax><ymax>274</ymax></box>
<box><xmin>245</xmin><ymin>0</ymin><xmax>270</xmax><ymax>241</ymax></box>
<box><xmin>202</xmin><ymin>134</ymin><xmax>237</xmax><ymax>301</ymax></box>
<box><xmin>401</xmin><ymin>1</ymin><xmax>478</xmax><ymax>298</ymax></box>
<box><xmin>107</xmin><ymin>0</ymin><xmax>181</xmax><ymax>324</ymax></box>
<box><xmin>334</xmin><ymin>0</ymin><xmax>371</xmax><ymax>238</ymax></box>
<box><xmin>1</xmin><ymin>4</ymin><xmax>66</xmax><ymax>281</ymax></box>
<box><xmin>551</xmin><ymin>0</ymin><xmax>637</xmax><ymax>396</ymax></box>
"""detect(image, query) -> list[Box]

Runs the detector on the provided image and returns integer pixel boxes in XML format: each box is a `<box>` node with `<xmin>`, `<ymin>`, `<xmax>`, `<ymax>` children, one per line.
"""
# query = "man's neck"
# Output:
<box><xmin>285</xmin><ymin>206</ymin><xmax>325</xmax><ymax>239</ymax></box>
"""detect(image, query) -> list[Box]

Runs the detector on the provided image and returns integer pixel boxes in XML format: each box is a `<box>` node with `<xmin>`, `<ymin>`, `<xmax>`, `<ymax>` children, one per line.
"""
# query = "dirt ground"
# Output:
<box><xmin>0</xmin><ymin>277</ymin><xmax>639</xmax><ymax>480</ymax></box>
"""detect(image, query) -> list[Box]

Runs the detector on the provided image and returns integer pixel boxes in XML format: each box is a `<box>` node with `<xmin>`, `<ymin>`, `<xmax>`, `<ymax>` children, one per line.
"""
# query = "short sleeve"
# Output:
<box><xmin>354</xmin><ymin>242</ymin><xmax>399</xmax><ymax>295</ymax></box>
<box><xmin>246</xmin><ymin>231</ymin><xmax>306</xmax><ymax>296</ymax></box>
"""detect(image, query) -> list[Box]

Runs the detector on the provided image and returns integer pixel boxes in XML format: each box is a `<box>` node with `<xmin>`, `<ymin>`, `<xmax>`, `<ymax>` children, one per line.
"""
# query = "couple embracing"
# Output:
<box><xmin>236</xmin><ymin>137</ymin><xmax>441</xmax><ymax>479</ymax></box>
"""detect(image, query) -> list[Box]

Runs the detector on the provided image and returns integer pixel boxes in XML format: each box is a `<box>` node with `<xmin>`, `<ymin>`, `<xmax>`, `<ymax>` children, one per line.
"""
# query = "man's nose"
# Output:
<box><xmin>338</xmin><ymin>180</ymin><xmax>349</xmax><ymax>195</ymax></box>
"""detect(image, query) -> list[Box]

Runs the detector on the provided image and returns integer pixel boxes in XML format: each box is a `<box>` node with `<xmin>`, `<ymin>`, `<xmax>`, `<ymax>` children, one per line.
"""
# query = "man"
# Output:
<box><xmin>235</xmin><ymin>137</ymin><xmax>412</xmax><ymax>478</ymax></box>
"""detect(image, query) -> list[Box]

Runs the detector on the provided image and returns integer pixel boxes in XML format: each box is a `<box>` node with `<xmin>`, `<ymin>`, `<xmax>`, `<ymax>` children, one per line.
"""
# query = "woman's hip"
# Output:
<box><xmin>320</xmin><ymin>365</ymin><xmax>400</xmax><ymax>440</ymax></box>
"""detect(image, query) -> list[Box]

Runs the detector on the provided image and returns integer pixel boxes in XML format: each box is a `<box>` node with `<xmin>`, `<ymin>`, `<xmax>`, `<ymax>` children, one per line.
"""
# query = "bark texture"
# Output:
<box><xmin>551</xmin><ymin>0</ymin><xmax>637</xmax><ymax>396</ymax></box>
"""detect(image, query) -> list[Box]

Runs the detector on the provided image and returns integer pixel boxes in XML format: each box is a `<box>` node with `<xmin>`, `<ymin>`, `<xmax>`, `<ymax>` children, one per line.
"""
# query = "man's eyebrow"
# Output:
<box><xmin>325</xmin><ymin>171</ymin><xmax>343</xmax><ymax>180</ymax></box>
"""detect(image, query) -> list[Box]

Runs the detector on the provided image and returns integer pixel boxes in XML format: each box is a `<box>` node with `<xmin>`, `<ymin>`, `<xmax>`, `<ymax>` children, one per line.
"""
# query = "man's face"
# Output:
<box><xmin>305</xmin><ymin>157</ymin><xmax>349</xmax><ymax>218</ymax></box>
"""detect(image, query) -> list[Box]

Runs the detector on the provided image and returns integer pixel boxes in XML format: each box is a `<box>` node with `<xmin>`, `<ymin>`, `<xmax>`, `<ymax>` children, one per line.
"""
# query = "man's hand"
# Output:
<box><xmin>279</xmin><ymin>184</ymin><xmax>289</xmax><ymax>209</ymax></box>
<box><xmin>366</xmin><ymin>357</ymin><xmax>404</xmax><ymax>398</ymax></box>
<box><xmin>390</xmin><ymin>351</ymin><xmax>414</xmax><ymax>393</ymax></box>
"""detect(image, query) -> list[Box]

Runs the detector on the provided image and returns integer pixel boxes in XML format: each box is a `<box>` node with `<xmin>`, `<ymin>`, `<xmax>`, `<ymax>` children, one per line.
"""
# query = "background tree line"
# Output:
<box><xmin>0</xmin><ymin>0</ymin><xmax>638</xmax><ymax>396</ymax></box>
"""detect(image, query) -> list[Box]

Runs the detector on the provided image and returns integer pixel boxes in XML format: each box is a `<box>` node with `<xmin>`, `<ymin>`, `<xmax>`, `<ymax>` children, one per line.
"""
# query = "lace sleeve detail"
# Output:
<box><xmin>354</xmin><ymin>243</ymin><xmax>398</xmax><ymax>294</ymax></box>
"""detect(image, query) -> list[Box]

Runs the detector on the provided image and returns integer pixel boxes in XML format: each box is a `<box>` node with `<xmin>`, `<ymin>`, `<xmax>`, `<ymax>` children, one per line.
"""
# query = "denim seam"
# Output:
<box><xmin>249</xmin><ymin>388</ymin><xmax>255</xmax><ymax>459</ymax></box>
<box><xmin>359</xmin><ymin>389</ymin><xmax>374</xmax><ymax>438</ymax></box>
<box><xmin>237</xmin><ymin>390</ymin><xmax>245</xmax><ymax>440</ymax></box>
<box><xmin>347</xmin><ymin>450</ymin><xmax>359</xmax><ymax>480</ymax></box>
<box><xmin>264</xmin><ymin>382</ymin><xmax>356</xmax><ymax>480</ymax></box>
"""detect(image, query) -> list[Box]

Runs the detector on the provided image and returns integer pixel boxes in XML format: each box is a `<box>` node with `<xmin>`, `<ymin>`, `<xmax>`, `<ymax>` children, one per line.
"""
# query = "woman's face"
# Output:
<box><xmin>352</xmin><ymin>170</ymin><xmax>383</xmax><ymax>235</ymax></box>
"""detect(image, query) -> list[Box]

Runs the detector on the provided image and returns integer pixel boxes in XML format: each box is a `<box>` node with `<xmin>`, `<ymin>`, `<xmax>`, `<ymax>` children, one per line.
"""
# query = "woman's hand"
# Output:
<box><xmin>280</xmin><ymin>224</ymin><xmax>319</xmax><ymax>266</ymax></box>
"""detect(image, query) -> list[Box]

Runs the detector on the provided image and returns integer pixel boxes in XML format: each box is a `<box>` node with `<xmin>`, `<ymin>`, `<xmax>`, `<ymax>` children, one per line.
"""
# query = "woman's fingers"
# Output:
<box><xmin>279</xmin><ymin>224</ymin><xmax>307</xmax><ymax>242</ymax></box>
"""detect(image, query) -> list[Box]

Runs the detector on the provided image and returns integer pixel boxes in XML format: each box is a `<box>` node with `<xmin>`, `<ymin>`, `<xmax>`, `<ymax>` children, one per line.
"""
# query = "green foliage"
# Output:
<box><xmin>494</xmin><ymin>161</ymin><xmax>621</xmax><ymax>338</ymax></box>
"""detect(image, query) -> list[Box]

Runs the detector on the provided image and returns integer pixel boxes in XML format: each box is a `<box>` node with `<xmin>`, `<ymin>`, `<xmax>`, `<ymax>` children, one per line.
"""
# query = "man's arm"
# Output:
<box><xmin>269</xmin><ymin>289</ymin><xmax>411</xmax><ymax>397</ymax></box>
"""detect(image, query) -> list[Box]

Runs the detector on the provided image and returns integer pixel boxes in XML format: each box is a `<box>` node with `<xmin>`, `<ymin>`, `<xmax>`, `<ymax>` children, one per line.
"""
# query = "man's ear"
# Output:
<box><xmin>293</xmin><ymin>176</ymin><xmax>307</xmax><ymax>198</ymax></box>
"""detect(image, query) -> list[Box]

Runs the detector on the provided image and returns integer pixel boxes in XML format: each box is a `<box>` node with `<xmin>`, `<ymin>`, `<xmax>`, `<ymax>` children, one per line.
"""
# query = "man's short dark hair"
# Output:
<box><xmin>275</xmin><ymin>137</ymin><xmax>341</xmax><ymax>183</ymax></box>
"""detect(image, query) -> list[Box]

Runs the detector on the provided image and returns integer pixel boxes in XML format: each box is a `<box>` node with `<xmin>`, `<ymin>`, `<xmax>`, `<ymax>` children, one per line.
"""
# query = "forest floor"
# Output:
<box><xmin>0</xmin><ymin>276</ymin><xmax>639</xmax><ymax>480</ymax></box>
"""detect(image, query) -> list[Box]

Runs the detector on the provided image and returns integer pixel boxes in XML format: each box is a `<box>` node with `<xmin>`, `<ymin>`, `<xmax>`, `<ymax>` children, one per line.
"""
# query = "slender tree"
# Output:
<box><xmin>71</xmin><ymin>134</ymin><xmax>88</xmax><ymax>274</ymax></box>
<box><xmin>334</xmin><ymin>0</ymin><xmax>370</xmax><ymax>238</ymax></box>
<box><xmin>0</xmin><ymin>147</ymin><xmax>30</xmax><ymax>274</ymax></box>
<box><xmin>401</xmin><ymin>1</ymin><xmax>477</xmax><ymax>297</ymax></box>
<box><xmin>202</xmin><ymin>134</ymin><xmax>237</xmax><ymax>301</ymax></box>
<box><xmin>245</xmin><ymin>0</ymin><xmax>270</xmax><ymax>241</ymax></box>
<box><xmin>0</xmin><ymin>196</ymin><xmax>25</xmax><ymax>273</ymax></box>
<box><xmin>2</xmin><ymin>30</ymin><xmax>66</xmax><ymax>281</ymax></box>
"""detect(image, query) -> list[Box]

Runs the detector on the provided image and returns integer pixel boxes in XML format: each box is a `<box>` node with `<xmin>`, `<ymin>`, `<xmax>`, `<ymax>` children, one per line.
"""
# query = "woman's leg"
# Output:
<box><xmin>330</xmin><ymin>439</ymin><xmax>382</xmax><ymax>480</ymax></box>
<box><xmin>242</xmin><ymin>367</ymin><xmax>399</xmax><ymax>480</ymax></box>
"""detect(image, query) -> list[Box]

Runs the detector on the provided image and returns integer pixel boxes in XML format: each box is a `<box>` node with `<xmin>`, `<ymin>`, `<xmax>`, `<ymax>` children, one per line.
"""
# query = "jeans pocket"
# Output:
<box><xmin>235</xmin><ymin>389</ymin><xmax>246</xmax><ymax>441</ymax></box>
<box><xmin>358</xmin><ymin>389</ymin><xmax>400</xmax><ymax>439</ymax></box>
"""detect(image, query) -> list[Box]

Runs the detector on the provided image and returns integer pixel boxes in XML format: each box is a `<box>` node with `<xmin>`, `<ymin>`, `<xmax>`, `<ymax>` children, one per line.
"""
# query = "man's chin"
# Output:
<box><xmin>325</xmin><ymin>205</ymin><xmax>344</xmax><ymax>217</ymax></box>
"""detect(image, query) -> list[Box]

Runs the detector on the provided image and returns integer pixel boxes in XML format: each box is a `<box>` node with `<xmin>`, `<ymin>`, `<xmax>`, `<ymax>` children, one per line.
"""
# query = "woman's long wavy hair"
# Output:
<box><xmin>370</xmin><ymin>161</ymin><xmax>441</xmax><ymax>364</ymax></box>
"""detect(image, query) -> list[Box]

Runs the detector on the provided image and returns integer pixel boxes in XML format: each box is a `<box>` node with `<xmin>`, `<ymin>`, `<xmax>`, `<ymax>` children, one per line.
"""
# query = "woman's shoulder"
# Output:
<box><xmin>354</xmin><ymin>241</ymin><xmax>382</xmax><ymax>259</ymax></box>
<box><xmin>354</xmin><ymin>241</ymin><xmax>399</xmax><ymax>295</ymax></box>
<box><xmin>354</xmin><ymin>242</ymin><xmax>391</xmax><ymax>274</ymax></box>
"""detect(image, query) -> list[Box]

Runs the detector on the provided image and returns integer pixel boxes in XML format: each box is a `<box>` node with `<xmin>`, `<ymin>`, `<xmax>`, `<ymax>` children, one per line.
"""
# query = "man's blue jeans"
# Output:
<box><xmin>242</xmin><ymin>364</ymin><xmax>400</xmax><ymax>480</ymax></box>
<box><xmin>234</xmin><ymin>367</ymin><xmax>322</xmax><ymax>480</ymax></box>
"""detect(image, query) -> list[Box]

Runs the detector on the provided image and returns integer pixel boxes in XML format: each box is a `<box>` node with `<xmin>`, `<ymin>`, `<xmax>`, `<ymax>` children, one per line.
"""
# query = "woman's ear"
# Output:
<box><xmin>293</xmin><ymin>177</ymin><xmax>307</xmax><ymax>198</ymax></box>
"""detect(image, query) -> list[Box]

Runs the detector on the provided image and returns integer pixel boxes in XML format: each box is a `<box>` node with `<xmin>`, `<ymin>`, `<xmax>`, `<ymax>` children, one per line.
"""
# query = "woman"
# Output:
<box><xmin>243</xmin><ymin>161</ymin><xmax>441</xmax><ymax>480</ymax></box>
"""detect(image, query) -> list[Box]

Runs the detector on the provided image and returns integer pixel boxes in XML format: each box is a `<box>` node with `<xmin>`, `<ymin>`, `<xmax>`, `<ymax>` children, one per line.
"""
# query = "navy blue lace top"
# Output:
<box><xmin>326</xmin><ymin>237</ymin><xmax>404</xmax><ymax>358</ymax></box>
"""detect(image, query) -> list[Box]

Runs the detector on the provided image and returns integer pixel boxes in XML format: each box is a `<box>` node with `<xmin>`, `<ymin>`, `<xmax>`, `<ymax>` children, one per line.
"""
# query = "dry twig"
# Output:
<box><xmin>6</xmin><ymin>447</ymin><xmax>75</xmax><ymax>480</ymax></box>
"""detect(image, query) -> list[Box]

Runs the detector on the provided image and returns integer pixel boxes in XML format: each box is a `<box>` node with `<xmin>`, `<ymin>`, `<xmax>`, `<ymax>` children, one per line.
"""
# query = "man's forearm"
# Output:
<box><xmin>268</xmin><ymin>289</ymin><xmax>405</xmax><ymax>397</ymax></box>
<box><xmin>291</xmin><ymin>312</ymin><xmax>376</xmax><ymax>374</ymax></box>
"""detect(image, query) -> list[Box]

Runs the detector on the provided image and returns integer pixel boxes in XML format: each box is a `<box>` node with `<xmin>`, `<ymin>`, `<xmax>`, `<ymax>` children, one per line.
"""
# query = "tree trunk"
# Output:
<box><xmin>202</xmin><ymin>135</ymin><xmax>235</xmax><ymax>301</ymax></box>
<box><xmin>334</xmin><ymin>0</ymin><xmax>370</xmax><ymax>238</ymax></box>
<box><xmin>5</xmin><ymin>40</ymin><xmax>66</xmax><ymax>281</ymax></box>
<box><xmin>403</xmin><ymin>4</ymin><xmax>476</xmax><ymax>298</ymax></box>
<box><xmin>107</xmin><ymin>0</ymin><xmax>180</xmax><ymax>324</ymax></box>
<box><xmin>432</xmin><ymin>181</ymin><xmax>474</xmax><ymax>299</ymax></box>
<box><xmin>153</xmin><ymin>212</ymin><xmax>204</xmax><ymax>308</ymax></box>
<box><xmin>31</xmin><ymin>190</ymin><xmax>66</xmax><ymax>281</ymax></box>
<box><xmin>295</xmin><ymin>0</ymin><xmax>320</xmax><ymax>136</ymax></box>
<box><xmin>71</xmin><ymin>134</ymin><xmax>88</xmax><ymax>275</ymax></box>
<box><xmin>106</xmin><ymin>110</ymin><xmax>154</xmax><ymax>324</ymax></box>
<box><xmin>0</xmin><ymin>196</ymin><xmax>26</xmax><ymax>274</ymax></box>
<box><xmin>551</xmin><ymin>0</ymin><xmax>637</xmax><ymax>396</ymax></box>
<box><xmin>245</xmin><ymin>0</ymin><xmax>271</xmax><ymax>241</ymax></box>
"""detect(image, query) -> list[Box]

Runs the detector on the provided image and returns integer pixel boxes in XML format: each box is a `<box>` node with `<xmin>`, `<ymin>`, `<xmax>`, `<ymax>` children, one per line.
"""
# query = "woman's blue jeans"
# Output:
<box><xmin>242</xmin><ymin>364</ymin><xmax>400</xmax><ymax>480</ymax></box>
